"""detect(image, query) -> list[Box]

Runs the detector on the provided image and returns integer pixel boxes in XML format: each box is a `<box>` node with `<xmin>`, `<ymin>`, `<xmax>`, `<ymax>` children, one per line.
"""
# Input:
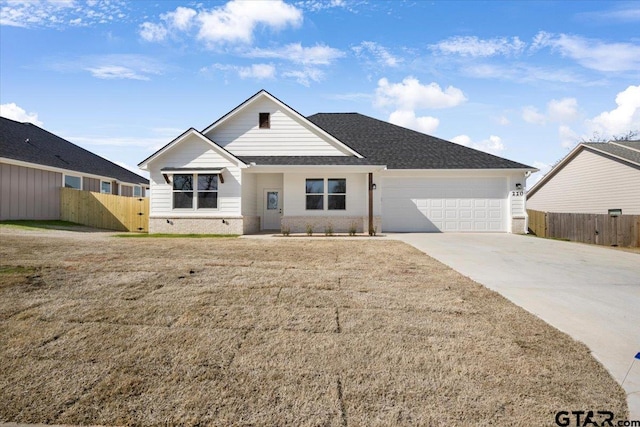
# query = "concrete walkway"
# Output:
<box><xmin>390</xmin><ymin>233</ymin><xmax>640</xmax><ymax>419</ymax></box>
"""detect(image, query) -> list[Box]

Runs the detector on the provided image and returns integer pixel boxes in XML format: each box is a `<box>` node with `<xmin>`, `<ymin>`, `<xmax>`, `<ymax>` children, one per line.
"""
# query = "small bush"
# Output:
<box><xmin>348</xmin><ymin>222</ymin><xmax>358</xmax><ymax>236</ymax></box>
<box><xmin>281</xmin><ymin>225</ymin><xmax>290</xmax><ymax>236</ymax></box>
<box><xmin>305</xmin><ymin>224</ymin><xmax>313</xmax><ymax>236</ymax></box>
<box><xmin>369</xmin><ymin>225</ymin><xmax>377</xmax><ymax>236</ymax></box>
<box><xmin>324</xmin><ymin>223</ymin><xmax>334</xmax><ymax>236</ymax></box>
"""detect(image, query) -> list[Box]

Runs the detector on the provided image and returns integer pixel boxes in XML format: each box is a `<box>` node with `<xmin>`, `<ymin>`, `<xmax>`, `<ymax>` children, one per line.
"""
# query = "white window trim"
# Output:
<box><xmin>63</xmin><ymin>174</ymin><xmax>82</xmax><ymax>190</ymax></box>
<box><xmin>101</xmin><ymin>180</ymin><xmax>112</xmax><ymax>194</ymax></box>
<box><xmin>172</xmin><ymin>173</ymin><xmax>219</xmax><ymax>211</ymax></box>
<box><xmin>305</xmin><ymin>178</ymin><xmax>347</xmax><ymax>211</ymax></box>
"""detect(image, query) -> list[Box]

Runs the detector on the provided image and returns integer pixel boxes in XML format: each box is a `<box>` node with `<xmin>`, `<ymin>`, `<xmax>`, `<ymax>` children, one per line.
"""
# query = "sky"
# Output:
<box><xmin>1</xmin><ymin>0</ymin><xmax>639</xmax><ymax>185</ymax></box>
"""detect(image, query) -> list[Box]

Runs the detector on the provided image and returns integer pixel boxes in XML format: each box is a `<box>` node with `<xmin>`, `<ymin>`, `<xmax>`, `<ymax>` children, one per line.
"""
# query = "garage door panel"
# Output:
<box><xmin>382</xmin><ymin>177</ymin><xmax>507</xmax><ymax>232</ymax></box>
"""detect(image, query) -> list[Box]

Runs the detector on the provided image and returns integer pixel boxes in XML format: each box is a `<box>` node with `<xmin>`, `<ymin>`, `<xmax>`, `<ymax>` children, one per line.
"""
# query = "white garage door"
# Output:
<box><xmin>382</xmin><ymin>177</ymin><xmax>507</xmax><ymax>232</ymax></box>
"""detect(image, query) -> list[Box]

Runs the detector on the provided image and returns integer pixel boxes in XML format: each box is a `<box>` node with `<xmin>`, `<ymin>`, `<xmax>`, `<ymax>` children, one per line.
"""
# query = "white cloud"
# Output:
<box><xmin>451</xmin><ymin>134</ymin><xmax>505</xmax><ymax>155</ymax></box>
<box><xmin>547</xmin><ymin>98</ymin><xmax>578</xmax><ymax>123</ymax></box>
<box><xmin>388</xmin><ymin>110</ymin><xmax>439</xmax><ymax>134</ymax></box>
<box><xmin>245</xmin><ymin>43</ymin><xmax>345</xmax><ymax>65</ymax></box>
<box><xmin>528</xmin><ymin>161</ymin><xmax>553</xmax><ymax>187</ymax></box>
<box><xmin>139</xmin><ymin>1</ymin><xmax>302</xmax><ymax>46</ymax></box>
<box><xmin>139</xmin><ymin>22</ymin><xmax>168</xmax><ymax>42</ymax></box>
<box><xmin>163</xmin><ymin>6</ymin><xmax>197</xmax><ymax>31</ymax></box>
<box><xmin>531</xmin><ymin>31</ymin><xmax>640</xmax><ymax>72</ymax></box>
<box><xmin>375</xmin><ymin>77</ymin><xmax>467</xmax><ymax>110</ymax></box>
<box><xmin>497</xmin><ymin>115</ymin><xmax>510</xmax><ymax>126</ymax></box>
<box><xmin>50</xmin><ymin>54</ymin><xmax>165</xmax><ymax>81</ymax></box>
<box><xmin>430</xmin><ymin>36</ymin><xmax>526</xmax><ymax>57</ymax></box>
<box><xmin>85</xmin><ymin>65</ymin><xmax>150</xmax><ymax>80</ymax></box>
<box><xmin>238</xmin><ymin>63</ymin><xmax>276</xmax><ymax>79</ymax></box>
<box><xmin>1</xmin><ymin>0</ymin><xmax>128</xmax><ymax>28</ymax></box>
<box><xmin>198</xmin><ymin>0</ymin><xmax>301</xmax><ymax>45</ymax></box>
<box><xmin>559</xmin><ymin>125</ymin><xmax>579</xmax><ymax>148</ymax></box>
<box><xmin>588</xmin><ymin>85</ymin><xmax>640</xmax><ymax>137</ymax></box>
<box><xmin>281</xmin><ymin>68</ymin><xmax>324</xmax><ymax>86</ymax></box>
<box><xmin>352</xmin><ymin>41</ymin><xmax>402</xmax><ymax>67</ymax></box>
<box><xmin>298</xmin><ymin>0</ymin><xmax>348</xmax><ymax>12</ymax></box>
<box><xmin>0</xmin><ymin>103</ymin><xmax>43</xmax><ymax>126</ymax></box>
<box><xmin>522</xmin><ymin>106</ymin><xmax>546</xmax><ymax>125</ymax></box>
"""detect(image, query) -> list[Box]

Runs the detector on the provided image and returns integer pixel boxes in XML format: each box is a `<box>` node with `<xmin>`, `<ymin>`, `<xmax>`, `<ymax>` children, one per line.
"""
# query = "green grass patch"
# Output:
<box><xmin>0</xmin><ymin>220</ymin><xmax>84</xmax><ymax>231</ymax></box>
<box><xmin>0</xmin><ymin>265</ymin><xmax>37</xmax><ymax>275</ymax></box>
<box><xmin>114</xmin><ymin>233</ymin><xmax>239</xmax><ymax>238</ymax></box>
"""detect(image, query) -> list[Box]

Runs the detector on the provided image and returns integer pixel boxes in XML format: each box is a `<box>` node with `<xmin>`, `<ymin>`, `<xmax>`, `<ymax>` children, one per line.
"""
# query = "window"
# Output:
<box><xmin>101</xmin><ymin>181</ymin><xmax>111</xmax><ymax>194</ymax></box>
<box><xmin>173</xmin><ymin>174</ymin><xmax>193</xmax><ymax>209</ymax></box>
<box><xmin>259</xmin><ymin>112</ymin><xmax>270</xmax><ymax>129</ymax></box>
<box><xmin>305</xmin><ymin>178</ymin><xmax>347</xmax><ymax>210</ymax></box>
<box><xmin>133</xmin><ymin>186</ymin><xmax>142</xmax><ymax>197</ymax></box>
<box><xmin>197</xmin><ymin>174</ymin><xmax>218</xmax><ymax>209</ymax></box>
<box><xmin>173</xmin><ymin>173</ymin><xmax>218</xmax><ymax>210</ymax></box>
<box><xmin>328</xmin><ymin>179</ymin><xmax>346</xmax><ymax>210</ymax></box>
<box><xmin>305</xmin><ymin>179</ymin><xmax>324</xmax><ymax>210</ymax></box>
<box><xmin>64</xmin><ymin>175</ymin><xmax>81</xmax><ymax>189</ymax></box>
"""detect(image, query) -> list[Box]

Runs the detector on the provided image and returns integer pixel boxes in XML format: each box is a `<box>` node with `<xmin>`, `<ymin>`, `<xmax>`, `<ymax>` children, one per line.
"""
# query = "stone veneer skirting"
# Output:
<box><xmin>511</xmin><ymin>217</ymin><xmax>527</xmax><ymax>234</ymax></box>
<box><xmin>149</xmin><ymin>217</ymin><xmax>244</xmax><ymax>234</ymax></box>
<box><xmin>281</xmin><ymin>216</ymin><xmax>382</xmax><ymax>234</ymax></box>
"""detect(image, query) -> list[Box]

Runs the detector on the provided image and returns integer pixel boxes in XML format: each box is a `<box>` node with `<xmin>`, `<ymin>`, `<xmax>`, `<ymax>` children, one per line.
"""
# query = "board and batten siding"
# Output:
<box><xmin>205</xmin><ymin>97</ymin><xmax>350</xmax><ymax>156</ymax></box>
<box><xmin>527</xmin><ymin>149</ymin><xmax>640</xmax><ymax>214</ymax></box>
<box><xmin>147</xmin><ymin>135</ymin><xmax>242</xmax><ymax>217</ymax></box>
<box><xmin>0</xmin><ymin>162</ymin><xmax>61</xmax><ymax>220</ymax></box>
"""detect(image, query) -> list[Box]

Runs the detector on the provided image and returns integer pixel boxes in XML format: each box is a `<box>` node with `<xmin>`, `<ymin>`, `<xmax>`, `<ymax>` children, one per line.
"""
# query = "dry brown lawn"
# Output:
<box><xmin>0</xmin><ymin>228</ymin><xmax>628</xmax><ymax>426</ymax></box>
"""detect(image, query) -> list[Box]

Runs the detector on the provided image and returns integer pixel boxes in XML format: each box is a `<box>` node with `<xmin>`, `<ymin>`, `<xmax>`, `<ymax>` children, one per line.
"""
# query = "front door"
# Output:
<box><xmin>263</xmin><ymin>189</ymin><xmax>282</xmax><ymax>230</ymax></box>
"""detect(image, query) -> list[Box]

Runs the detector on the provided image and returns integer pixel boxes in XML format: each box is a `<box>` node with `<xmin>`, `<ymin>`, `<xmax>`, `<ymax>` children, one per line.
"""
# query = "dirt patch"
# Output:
<box><xmin>0</xmin><ymin>231</ymin><xmax>628</xmax><ymax>425</ymax></box>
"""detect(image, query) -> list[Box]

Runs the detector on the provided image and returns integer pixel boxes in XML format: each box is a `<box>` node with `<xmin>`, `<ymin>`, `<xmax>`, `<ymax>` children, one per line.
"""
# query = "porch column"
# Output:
<box><xmin>368</xmin><ymin>172</ymin><xmax>373</xmax><ymax>235</ymax></box>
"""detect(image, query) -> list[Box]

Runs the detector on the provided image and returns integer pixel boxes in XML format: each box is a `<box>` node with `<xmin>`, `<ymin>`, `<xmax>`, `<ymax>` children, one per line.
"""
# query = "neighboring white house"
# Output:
<box><xmin>527</xmin><ymin>140</ymin><xmax>640</xmax><ymax>215</ymax></box>
<box><xmin>0</xmin><ymin>116</ymin><xmax>149</xmax><ymax>221</ymax></box>
<box><xmin>138</xmin><ymin>90</ymin><xmax>537</xmax><ymax>234</ymax></box>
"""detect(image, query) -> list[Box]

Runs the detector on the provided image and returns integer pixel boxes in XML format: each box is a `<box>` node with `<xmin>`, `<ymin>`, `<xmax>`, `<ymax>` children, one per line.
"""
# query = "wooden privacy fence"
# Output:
<box><xmin>61</xmin><ymin>188</ymin><xmax>149</xmax><ymax>232</ymax></box>
<box><xmin>527</xmin><ymin>209</ymin><xmax>640</xmax><ymax>247</ymax></box>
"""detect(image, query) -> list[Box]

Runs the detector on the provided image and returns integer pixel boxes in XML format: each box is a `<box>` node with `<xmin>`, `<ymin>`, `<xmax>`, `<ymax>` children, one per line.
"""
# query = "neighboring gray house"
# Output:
<box><xmin>0</xmin><ymin>116</ymin><xmax>149</xmax><ymax>220</ymax></box>
<box><xmin>138</xmin><ymin>90</ymin><xmax>536</xmax><ymax>234</ymax></box>
<box><xmin>527</xmin><ymin>140</ymin><xmax>640</xmax><ymax>215</ymax></box>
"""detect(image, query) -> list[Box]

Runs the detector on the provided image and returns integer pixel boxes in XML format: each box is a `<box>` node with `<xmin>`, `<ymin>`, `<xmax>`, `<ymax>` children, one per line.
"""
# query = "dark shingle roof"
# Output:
<box><xmin>0</xmin><ymin>117</ymin><xmax>148</xmax><ymax>185</ymax></box>
<box><xmin>238</xmin><ymin>156</ymin><xmax>384</xmax><ymax>166</ymax></box>
<box><xmin>612</xmin><ymin>140</ymin><xmax>640</xmax><ymax>151</ymax></box>
<box><xmin>306</xmin><ymin>113</ymin><xmax>534</xmax><ymax>170</ymax></box>
<box><xmin>582</xmin><ymin>141</ymin><xmax>640</xmax><ymax>166</ymax></box>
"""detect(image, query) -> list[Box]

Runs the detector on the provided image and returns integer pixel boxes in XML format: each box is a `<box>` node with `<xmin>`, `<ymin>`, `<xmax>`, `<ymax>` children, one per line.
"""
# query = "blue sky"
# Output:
<box><xmin>1</xmin><ymin>0</ymin><xmax>639</xmax><ymax>185</ymax></box>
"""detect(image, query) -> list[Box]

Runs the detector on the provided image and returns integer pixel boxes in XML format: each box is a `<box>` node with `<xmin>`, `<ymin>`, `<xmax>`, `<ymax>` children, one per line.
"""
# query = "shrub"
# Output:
<box><xmin>281</xmin><ymin>225</ymin><xmax>290</xmax><ymax>236</ymax></box>
<box><xmin>305</xmin><ymin>224</ymin><xmax>313</xmax><ymax>236</ymax></box>
<box><xmin>324</xmin><ymin>223</ymin><xmax>334</xmax><ymax>236</ymax></box>
<box><xmin>348</xmin><ymin>222</ymin><xmax>358</xmax><ymax>236</ymax></box>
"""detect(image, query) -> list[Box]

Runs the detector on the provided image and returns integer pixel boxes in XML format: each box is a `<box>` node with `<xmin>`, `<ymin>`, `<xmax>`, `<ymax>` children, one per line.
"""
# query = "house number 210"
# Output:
<box><xmin>511</xmin><ymin>191</ymin><xmax>524</xmax><ymax>196</ymax></box>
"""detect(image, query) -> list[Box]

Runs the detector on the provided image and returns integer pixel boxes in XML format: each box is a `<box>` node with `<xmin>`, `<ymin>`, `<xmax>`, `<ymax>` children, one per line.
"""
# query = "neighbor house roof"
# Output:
<box><xmin>527</xmin><ymin>140</ymin><xmax>640</xmax><ymax>197</ymax></box>
<box><xmin>0</xmin><ymin>116</ymin><xmax>148</xmax><ymax>185</ymax></box>
<box><xmin>307</xmin><ymin>113</ymin><xmax>534</xmax><ymax>170</ymax></box>
<box><xmin>583</xmin><ymin>141</ymin><xmax>640</xmax><ymax>166</ymax></box>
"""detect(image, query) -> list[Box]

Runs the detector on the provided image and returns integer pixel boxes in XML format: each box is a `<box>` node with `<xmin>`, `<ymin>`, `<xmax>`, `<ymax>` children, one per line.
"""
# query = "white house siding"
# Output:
<box><xmin>0</xmin><ymin>162</ymin><xmax>61</xmax><ymax>220</ymax></box>
<box><xmin>205</xmin><ymin>98</ymin><xmax>350</xmax><ymax>156</ymax></box>
<box><xmin>280</xmin><ymin>172</ymin><xmax>373</xmax><ymax>233</ymax></box>
<box><xmin>241</xmin><ymin>172</ymin><xmax>257</xmax><ymax>216</ymax></box>
<box><xmin>527</xmin><ymin>149</ymin><xmax>640</xmax><ymax>214</ymax></box>
<box><xmin>147</xmin><ymin>135</ymin><xmax>242</xmax><ymax>218</ymax></box>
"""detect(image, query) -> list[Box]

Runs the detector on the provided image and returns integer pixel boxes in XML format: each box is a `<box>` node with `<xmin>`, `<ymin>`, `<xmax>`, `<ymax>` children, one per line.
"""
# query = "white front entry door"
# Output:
<box><xmin>263</xmin><ymin>189</ymin><xmax>282</xmax><ymax>230</ymax></box>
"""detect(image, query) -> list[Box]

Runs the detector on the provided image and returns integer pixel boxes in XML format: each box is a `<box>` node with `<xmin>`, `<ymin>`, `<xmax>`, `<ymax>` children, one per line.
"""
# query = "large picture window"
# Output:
<box><xmin>173</xmin><ymin>173</ymin><xmax>218</xmax><ymax>210</ymax></box>
<box><xmin>305</xmin><ymin>178</ymin><xmax>346</xmax><ymax>210</ymax></box>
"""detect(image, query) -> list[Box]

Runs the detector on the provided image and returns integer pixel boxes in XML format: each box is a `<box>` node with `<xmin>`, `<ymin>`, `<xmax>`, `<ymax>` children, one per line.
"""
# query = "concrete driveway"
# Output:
<box><xmin>390</xmin><ymin>233</ymin><xmax>640</xmax><ymax>419</ymax></box>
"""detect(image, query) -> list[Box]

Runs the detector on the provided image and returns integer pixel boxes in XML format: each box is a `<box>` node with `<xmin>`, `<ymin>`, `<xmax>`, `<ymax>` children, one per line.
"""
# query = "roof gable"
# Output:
<box><xmin>528</xmin><ymin>141</ymin><xmax>640</xmax><ymax>197</ymax></box>
<box><xmin>201</xmin><ymin>90</ymin><xmax>363</xmax><ymax>158</ymax></box>
<box><xmin>307</xmin><ymin>113</ymin><xmax>535</xmax><ymax>170</ymax></box>
<box><xmin>0</xmin><ymin>117</ymin><xmax>148</xmax><ymax>185</ymax></box>
<box><xmin>137</xmin><ymin>128</ymin><xmax>244</xmax><ymax>170</ymax></box>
